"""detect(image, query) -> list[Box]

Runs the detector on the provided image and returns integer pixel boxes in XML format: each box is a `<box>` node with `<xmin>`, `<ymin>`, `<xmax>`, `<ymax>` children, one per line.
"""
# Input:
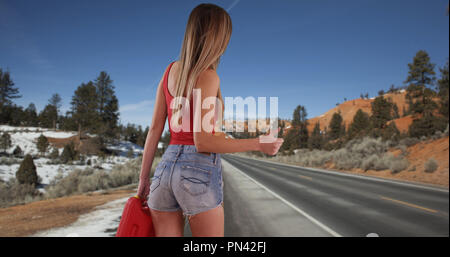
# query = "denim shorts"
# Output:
<box><xmin>147</xmin><ymin>145</ymin><xmax>223</xmax><ymax>216</ymax></box>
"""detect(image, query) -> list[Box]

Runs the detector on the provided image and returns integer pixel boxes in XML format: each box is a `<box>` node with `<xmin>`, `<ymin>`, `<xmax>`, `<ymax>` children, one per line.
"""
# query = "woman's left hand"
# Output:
<box><xmin>137</xmin><ymin>176</ymin><xmax>150</xmax><ymax>201</ymax></box>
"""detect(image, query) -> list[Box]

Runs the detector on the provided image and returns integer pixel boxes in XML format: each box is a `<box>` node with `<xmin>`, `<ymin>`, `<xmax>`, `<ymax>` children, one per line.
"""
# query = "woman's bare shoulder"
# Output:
<box><xmin>196</xmin><ymin>68</ymin><xmax>220</xmax><ymax>89</ymax></box>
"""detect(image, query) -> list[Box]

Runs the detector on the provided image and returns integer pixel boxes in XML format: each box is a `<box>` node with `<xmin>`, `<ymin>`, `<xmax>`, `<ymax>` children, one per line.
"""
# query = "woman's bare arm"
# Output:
<box><xmin>139</xmin><ymin>66</ymin><xmax>169</xmax><ymax>180</ymax></box>
<box><xmin>193</xmin><ymin>69</ymin><xmax>283</xmax><ymax>155</ymax></box>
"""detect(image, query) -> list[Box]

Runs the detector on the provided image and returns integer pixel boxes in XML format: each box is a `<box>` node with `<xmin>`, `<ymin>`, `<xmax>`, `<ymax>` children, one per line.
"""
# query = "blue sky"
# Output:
<box><xmin>0</xmin><ymin>0</ymin><xmax>449</xmax><ymax>128</ymax></box>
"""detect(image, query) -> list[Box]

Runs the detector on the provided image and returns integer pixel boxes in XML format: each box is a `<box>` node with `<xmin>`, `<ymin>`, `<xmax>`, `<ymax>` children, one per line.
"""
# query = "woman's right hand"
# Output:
<box><xmin>258</xmin><ymin>128</ymin><xmax>284</xmax><ymax>156</ymax></box>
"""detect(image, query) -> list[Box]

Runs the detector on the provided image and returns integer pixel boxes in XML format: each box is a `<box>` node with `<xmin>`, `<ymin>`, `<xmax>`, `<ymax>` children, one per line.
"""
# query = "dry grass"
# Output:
<box><xmin>243</xmin><ymin>135</ymin><xmax>449</xmax><ymax>188</ymax></box>
<box><xmin>0</xmin><ymin>187</ymin><xmax>136</xmax><ymax>237</ymax></box>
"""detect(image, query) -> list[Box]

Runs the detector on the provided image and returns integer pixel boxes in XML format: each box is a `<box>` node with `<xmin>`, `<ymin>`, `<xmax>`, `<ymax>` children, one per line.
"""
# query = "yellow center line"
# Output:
<box><xmin>298</xmin><ymin>175</ymin><xmax>313</xmax><ymax>180</ymax></box>
<box><xmin>380</xmin><ymin>195</ymin><xmax>438</xmax><ymax>213</ymax></box>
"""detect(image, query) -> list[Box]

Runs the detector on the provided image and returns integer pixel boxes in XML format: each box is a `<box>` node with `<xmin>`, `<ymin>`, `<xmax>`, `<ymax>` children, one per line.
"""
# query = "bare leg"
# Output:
<box><xmin>188</xmin><ymin>204</ymin><xmax>224</xmax><ymax>237</ymax></box>
<box><xmin>150</xmin><ymin>208</ymin><xmax>185</xmax><ymax>237</ymax></box>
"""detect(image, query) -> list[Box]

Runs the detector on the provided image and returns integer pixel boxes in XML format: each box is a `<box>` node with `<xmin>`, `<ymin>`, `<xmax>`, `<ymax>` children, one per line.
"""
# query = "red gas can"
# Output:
<box><xmin>116</xmin><ymin>196</ymin><xmax>155</xmax><ymax>237</ymax></box>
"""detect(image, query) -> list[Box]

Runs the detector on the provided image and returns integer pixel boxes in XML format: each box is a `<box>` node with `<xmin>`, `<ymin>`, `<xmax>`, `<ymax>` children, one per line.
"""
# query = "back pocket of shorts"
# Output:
<box><xmin>180</xmin><ymin>165</ymin><xmax>212</xmax><ymax>196</ymax></box>
<box><xmin>150</xmin><ymin>163</ymin><xmax>166</xmax><ymax>193</ymax></box>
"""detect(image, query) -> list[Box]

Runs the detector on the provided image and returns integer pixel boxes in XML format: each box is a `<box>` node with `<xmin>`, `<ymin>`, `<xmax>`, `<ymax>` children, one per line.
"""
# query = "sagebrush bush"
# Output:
<box><xmin>333</xmin><ymin>148</ymin><xmax>362</xmax><ymax>170</ymax></box>
<box><xmin>255</xmin><ymin>136</ymin><xmax>410</xmax><ymax>173</ymax></box>
<box><xmin>45</xmin><ymin>156</ymin><xmax>159</xmax><ymax>199</ymax></box>
<box><xmin>0</xmin><ymin>156</ymin><xmax>22</xmax><ymax>165</ymax></box>
<box><xmin>361</xmin><ymin>155</ymin><xmax>380</xmax><ymax>171</ymax></box>
<box><xmin>0</xmin><ymin>178</ymin><xmax>42</xmax><ymax>208</ymax></box>
<box><xmin>346</xmin><ymin>137</ymin><xmax>388</xmax><ymax>157</ymax></box>
<box><xmin>399</xmin><ymin>137</ymin><xmax>419</xmax><ymax>147</ymax></box>
<box><xmin>397</xmin><ymin>144</ymin><xmax>407</xmax><ymax>154</ymax></box>
<box><xmin>389</xmin><ymin>157</ymin><xmax>409</xmax><ymax>173</ymax></box>
<box><xmin>424</xmin><ymin>158</ymin><xmax>438</xmax><ymax>173</ymax></box>
<box><xmin>77</xmin><ymin>170</ymin><xmax>110</xmax><ymax>193</ymax></box>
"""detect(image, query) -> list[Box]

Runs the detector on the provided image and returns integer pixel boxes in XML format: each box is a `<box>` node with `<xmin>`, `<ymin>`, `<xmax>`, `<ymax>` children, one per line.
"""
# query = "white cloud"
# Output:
<box><xmin>118</xmin><ymin>99</ymin><xmax>157</xmax><ymax>127</ymax></box>
<box><xmin>119</xmin><ymin>99</ymin><xmax>154</xmax><ymax>112</ymax></box>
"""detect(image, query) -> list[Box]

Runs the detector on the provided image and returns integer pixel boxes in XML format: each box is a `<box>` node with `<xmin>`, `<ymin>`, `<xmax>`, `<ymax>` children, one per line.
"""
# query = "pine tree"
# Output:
<box><xmin>329</xmin><ymin>112</ymin><xmax>343</xmax><ymax>140</ymax></box>
<box><xmin>281</xmin><ymin>106</ymin><xmax>308</xmax><ymax>150</ymax></box>
<box><xmin>437</xmin><ymin>61</ymin><xmax>449</xmax><ymax>119</ymax></box>
<box><xmin>388</xmin><ymin>84</ymin><xmax>396</xmax><ymax>93</ymax></box>
<box><xmin>292</xmin><ymin>106</ymin><xmax>302</xmax><ymax>127</ymax></box>
<box><xmin>70</xmin><ymin>82</ymin><xmax>99</xmax><ymax>133</ymax></box>
<box><xmin>405</xmin><ymin>50</ymin><xmax>437</xmax><ymax>115</ymax></box>
<box><xmin>61</xmin><ymin>141</ymin><xmax>78</xmax><ymax>163</ymax></box>
<box><xmin>36</xmin><ymin>134</ymin><xmax>49</xmax><ymax>155</ymax></box>
<box><xmin>0</xmin><ymin>69</ymin><xmax>21</xmax><ymax>111</ymax></box>
<box><xmin>38</xmin><ymin>104</ymin><xmax>58</xmax><ymax>128</ymax></box>
<box><xmin>409</xmin><ymin>114</ymin><xmax>447</xmax><ymax>138</ymax></box>
<box><xmin>0</xmin><ymin>132</ymin><xmax>12</xmax><ymax>153</ymax></box>
<box><xmin>348</xmin><ymin>109</ymin><xmax>370</xmax><ymax>139</ymax></box>
<box><xmin>308</xmin><ymin>122</ymin><xmax>323</xmax><ymax>149</ymax></box>
<box><xmin>292</xmin><ymin>105</ymin><xmax>308</xmax><ymax>148</ymax></box>
<box><xmin>136</xmin><ymin>125</ymin><xmax>146</xmax><ymax>147</ymax></box>
<box><xmin>0</xmin><ymin>70</ymin><xmax>22</xmax><ymax>124</ymax></box>
<box><xmin>392</xmin><ymin>103</ymin><xmax>400</xmax><ymax>119</ymax></box>
<box><xmin>16</xmin><ymin>154</ymin><xmax>38</xmax><ymax>185</ymax></box>
<box><xmin>279</xmin><ymin>120</ymin><xmax>285</xmax><ymax>137</ymax></box>
<box><xmin>50</xmin><ymin>147</ymin><xmax>59</xmax><ymax>160</ymax></box>
<box><xmin>402</xmin><ymin>106</ymin><xmax>409</xmax><ymax>117</ymax></box>
<box><xmin>48</xmin><ymin>93</ymin><xmax>62</xmax><ymax>130</ymax></box>
<box><xmin>95</xmin><ymin>71</ymin><xmax>119</xmax><ymax>139</ymax></box>
<box><xmin>160</xmin><ymin>130</ymin><xmax>171</xmax><ymax>152</ymax></box>
<box><xmin>12</xmin><ymin>105</ymin><xmax>26</xmax><ymax>126</ymax></box>
<box><xmin>24</xmin><ymin>103</ymin><xmax>39</xmax><ymax>126</ymax></box>
<box><xmin>127</xmin><ymin>148</ymin><xmax>134</xmax><ymax>158</ymax></box>
<box><xmin>382</xmin><ymin>122</ymin><xmax>400</xmax><ymax>141</ymax></box>
<box><xmin>60</xmin><ymin>110</ymin><xmax>78</xmax><ymax>131</ymax></box>
<box><xmin>370</xmin><ymin>96</ymin><xmax>392</xmax><ymax>129</ymax></box>
<box><xmin>48</xmin><ymin>93</ymin><xmax>62</xmax><ymax>111</ymax></box>
<box><xmin>125</xmin><ymin>123</ymin><xmax>139</xmax><ymax>143</ymax></box>
<box><xmin>282</xmin><ymin>128</ymin><xmax>299</xmax><ymax>151</ymax></box>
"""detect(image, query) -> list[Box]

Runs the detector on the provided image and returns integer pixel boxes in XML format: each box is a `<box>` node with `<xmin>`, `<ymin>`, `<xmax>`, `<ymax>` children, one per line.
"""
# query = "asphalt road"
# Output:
<box><xmin>221</xmin><ymin>154</ymin><xmax>449</xmax><ymax>237</ymax></box>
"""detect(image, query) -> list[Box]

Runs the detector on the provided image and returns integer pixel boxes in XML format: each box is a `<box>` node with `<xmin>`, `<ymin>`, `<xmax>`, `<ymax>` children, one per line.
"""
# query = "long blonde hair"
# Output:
<box><xmin>172</xmin><ymin>3</ymin><xmax>232</xmax><ymax>129</ymax></box>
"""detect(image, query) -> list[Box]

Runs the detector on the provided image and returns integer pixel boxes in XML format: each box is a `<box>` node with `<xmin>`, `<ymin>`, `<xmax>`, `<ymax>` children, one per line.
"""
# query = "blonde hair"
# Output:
<box><xmin>171</xmin><ymin>3</ymin><xmax>232</xmax><ymax>130</ymax></box>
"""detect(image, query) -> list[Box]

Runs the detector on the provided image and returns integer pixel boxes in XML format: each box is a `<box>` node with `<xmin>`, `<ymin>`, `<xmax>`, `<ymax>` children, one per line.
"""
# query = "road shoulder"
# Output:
<box><xmin>222</xmin><ymin>159</ymin><xmax>333</xmax><ymax>236</ymax></box>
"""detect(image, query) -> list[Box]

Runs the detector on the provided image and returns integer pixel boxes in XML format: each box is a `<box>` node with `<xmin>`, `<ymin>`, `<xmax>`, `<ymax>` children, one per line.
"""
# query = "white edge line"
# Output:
<box><xmin>222</xmin><ymin>159</ymin><xmax>342</xmax><ymax>237</ymax></box>
<box><xmin>231</xmin><ymin>155</ymin><xmax>449</xmax><ymax>194</ymax></box>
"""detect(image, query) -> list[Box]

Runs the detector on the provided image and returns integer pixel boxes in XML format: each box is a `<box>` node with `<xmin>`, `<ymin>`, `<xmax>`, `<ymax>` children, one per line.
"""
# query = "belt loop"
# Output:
<box><xmin>213</xmin><ymin>153</ymin><xmax>217</xmax><ymax>165</ymax></box>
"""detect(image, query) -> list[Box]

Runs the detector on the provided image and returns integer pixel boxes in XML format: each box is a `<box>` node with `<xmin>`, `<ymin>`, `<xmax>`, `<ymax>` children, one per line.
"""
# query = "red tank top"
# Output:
<box><xmin>164</xmin><ymin>62</ymin><xmax>217</xmax><ymax>145</ymax></box>
<box><xmin>164</xmin><ymin>62</ymin><xmax>195</xmax><ymax>145</ymax></box>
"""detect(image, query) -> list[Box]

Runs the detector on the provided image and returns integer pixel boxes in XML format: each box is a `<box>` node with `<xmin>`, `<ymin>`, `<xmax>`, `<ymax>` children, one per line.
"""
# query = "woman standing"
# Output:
<box><xmin>137</xmin><ymin>3</ymin><xmax>283</xmax><ymax>237</ymax></box>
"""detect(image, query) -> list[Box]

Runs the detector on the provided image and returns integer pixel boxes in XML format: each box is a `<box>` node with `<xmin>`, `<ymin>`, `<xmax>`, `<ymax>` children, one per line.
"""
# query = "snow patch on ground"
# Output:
<box><xmin>31</xmin><ymin>197</ymin><xmax>129</xmax><ymax>237</ymax></box>
<box><xmin>0</xmin><ymin>125</ymin><xmax>143</xmax><ymax>188</ymax></box>
<box><xmin>0</xmin><ymin>155</ymin><xmax>132</xmax><ymax>186</ymax></box>
<box><xmin>106</xmin><ymin>141</ymin><xmax>144</xmax><ymax>158</ymax></box>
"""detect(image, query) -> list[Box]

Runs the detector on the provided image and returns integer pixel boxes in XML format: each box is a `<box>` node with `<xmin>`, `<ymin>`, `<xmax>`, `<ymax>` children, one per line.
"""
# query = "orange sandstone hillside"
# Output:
<box><xmin>387</xmin><ymin>136</ymin><xmax>449</xmax><ymax>186</ymax></box>
<box><xmin>306</xmin><ymin>90</ymin><xmax>411</xmax><ymax>133</ymax></box>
